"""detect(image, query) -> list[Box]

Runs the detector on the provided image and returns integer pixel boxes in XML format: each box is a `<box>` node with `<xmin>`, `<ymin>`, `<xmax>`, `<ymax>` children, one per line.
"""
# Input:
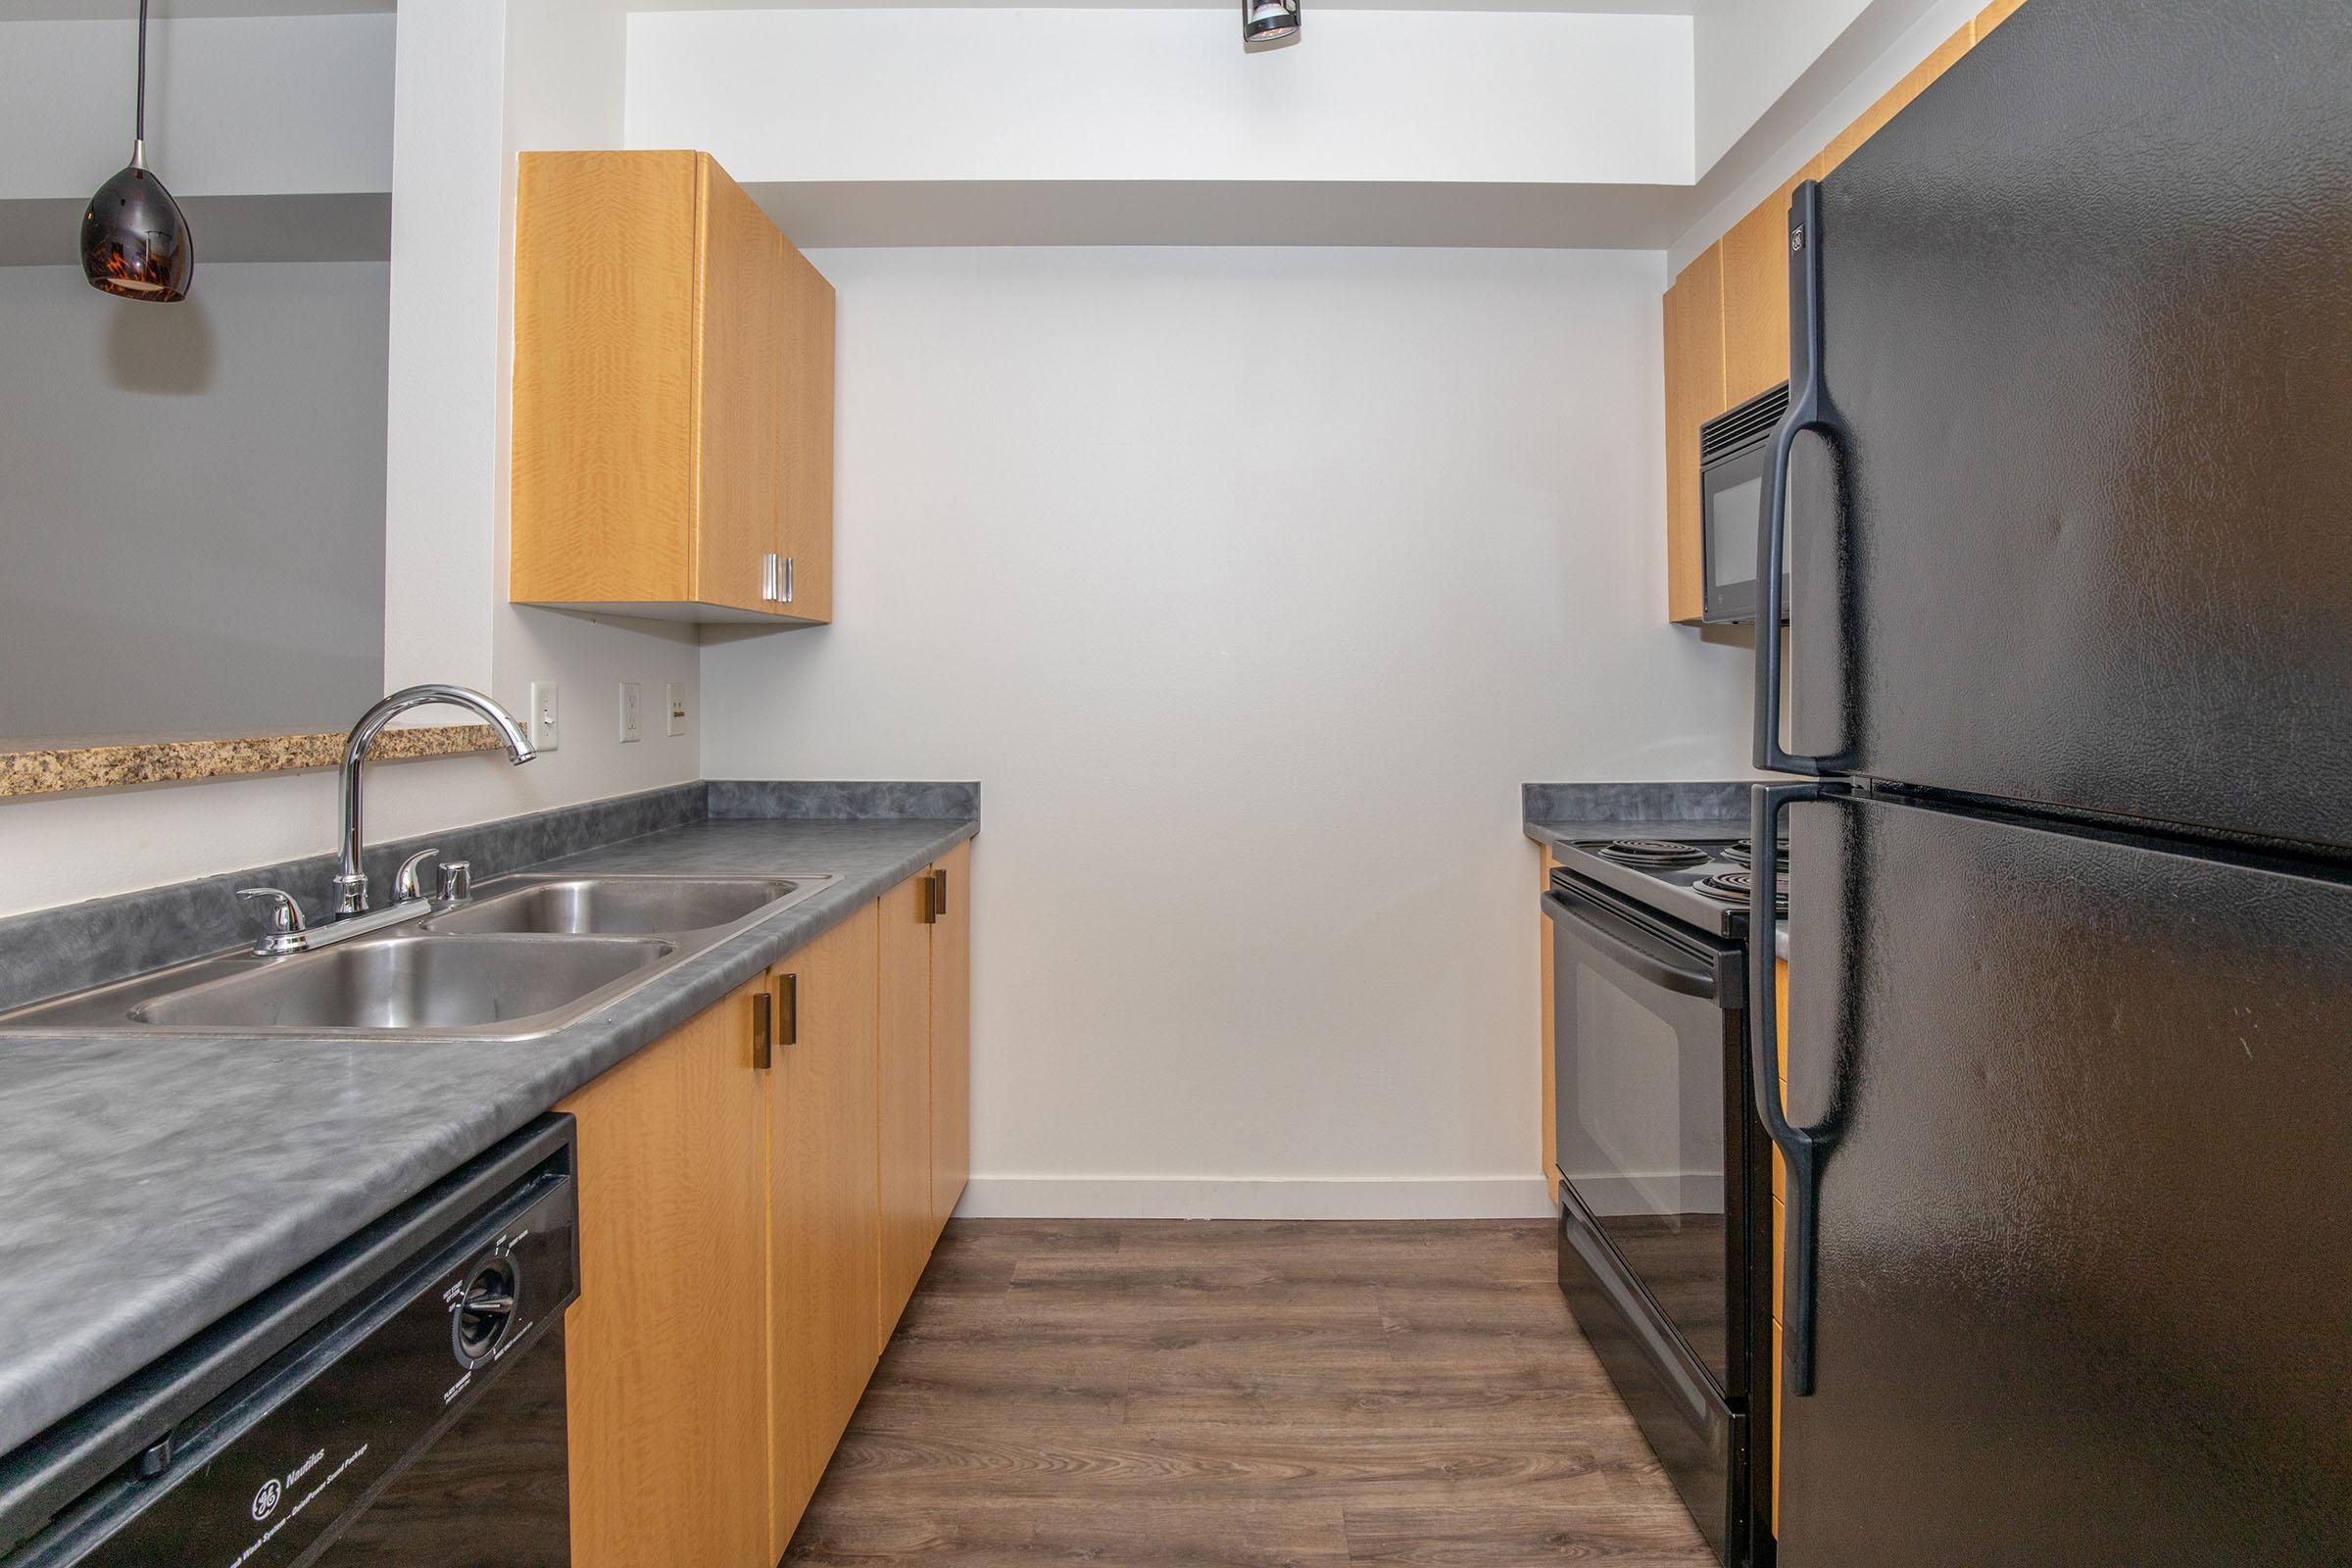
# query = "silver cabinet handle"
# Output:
<box><xmin>760</xmin><ymin>552</ymin><xmax>780</xmax><ymax>601</ymax></box>
<box><xmin>782</xmin><ymin>556</ymin><xmax>795</xmax><ymax>605</ymax></box>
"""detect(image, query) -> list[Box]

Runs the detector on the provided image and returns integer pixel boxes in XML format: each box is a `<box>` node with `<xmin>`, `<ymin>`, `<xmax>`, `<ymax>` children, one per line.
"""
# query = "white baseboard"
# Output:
<box><xmin>954</xmin><ymin>1175</ymin><xmax>1558</xmax><ymax>1221</ymax></box>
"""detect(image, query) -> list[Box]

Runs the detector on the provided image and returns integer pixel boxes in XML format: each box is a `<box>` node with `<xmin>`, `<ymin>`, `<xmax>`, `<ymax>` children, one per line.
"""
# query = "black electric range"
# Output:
<box><xmin>1548</xmin><ymin>833</ymin><xmax>1787</xmax><ymax>940</ymax></box>
<box><xmin>1540</xmin><ymin>827</ymin><xmax>1781</xmax><ymax>1565</ymax></box>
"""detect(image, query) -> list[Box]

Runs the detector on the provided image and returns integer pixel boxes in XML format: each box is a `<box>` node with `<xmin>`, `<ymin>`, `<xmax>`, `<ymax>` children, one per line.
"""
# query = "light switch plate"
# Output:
<box><xmin>617</xmin><ymin>682</ymin><xmax>643</xmax><ymax>743</ymax></box>
<box><xmin>664</xmin><ymin>683</ymin><xmax>687</xmax><ymax>737</ymax></box>
<box><xmin>528</xmin><ymin>681</ymin><xmax>561</xmax><ymax>753</ymax></box>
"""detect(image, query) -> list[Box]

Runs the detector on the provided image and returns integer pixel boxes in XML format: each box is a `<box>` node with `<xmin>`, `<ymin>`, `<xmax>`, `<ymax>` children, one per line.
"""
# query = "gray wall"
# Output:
<box><xmin>0</xmin><ymin>262</ymin><xmax>387</xmax><ymax>742</ymax></box>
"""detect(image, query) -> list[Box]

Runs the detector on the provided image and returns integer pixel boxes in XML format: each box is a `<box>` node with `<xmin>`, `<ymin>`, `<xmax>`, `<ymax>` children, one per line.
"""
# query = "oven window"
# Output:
<box><xmin>1552</xmin><ymin>930</ymin><xmax>1736</xmax><ymax>1388</ymax></box>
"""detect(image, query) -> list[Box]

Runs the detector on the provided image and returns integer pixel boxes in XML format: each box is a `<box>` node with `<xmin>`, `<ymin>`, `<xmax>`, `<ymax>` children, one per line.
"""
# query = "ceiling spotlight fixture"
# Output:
<box><xmin>1244</xmin><ymin>0</ymin><xmax>1300</xmax><ymax>45</ymax></box>
<box><xmin>81</xmin><ymin>0</ymin><xmax>194</xmax><ymax>302</ymax></box>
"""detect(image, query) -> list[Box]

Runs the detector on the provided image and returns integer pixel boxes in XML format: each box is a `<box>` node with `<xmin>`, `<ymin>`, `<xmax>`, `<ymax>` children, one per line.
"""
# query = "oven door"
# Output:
<box><xmin>1543</xmin><ymin>879</ymin><xmax>1749</xmax><ymax>1394</ymax></box>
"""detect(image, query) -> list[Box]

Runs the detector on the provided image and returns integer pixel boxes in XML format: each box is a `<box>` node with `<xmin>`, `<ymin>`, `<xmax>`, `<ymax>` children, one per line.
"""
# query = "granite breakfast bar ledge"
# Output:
<box><xmin>0</xmin><ymin>724</ymin><xmax>505</xmax><ymax>799</ymax></box>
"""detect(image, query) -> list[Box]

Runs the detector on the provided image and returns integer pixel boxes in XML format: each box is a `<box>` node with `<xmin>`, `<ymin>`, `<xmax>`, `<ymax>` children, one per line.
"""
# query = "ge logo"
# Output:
<box><xmin>250</xmin><ymin>1479</ymin><xmax>282</xmax><ymax>1522</ymax></box>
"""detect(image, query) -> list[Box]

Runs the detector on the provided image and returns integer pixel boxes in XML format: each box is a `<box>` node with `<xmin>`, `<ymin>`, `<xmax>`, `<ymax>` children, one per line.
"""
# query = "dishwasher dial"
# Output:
<box><xmin>452</xmin><ymin>1254</ymin><xmax>520</xmax><ymax>1367</ymax></box>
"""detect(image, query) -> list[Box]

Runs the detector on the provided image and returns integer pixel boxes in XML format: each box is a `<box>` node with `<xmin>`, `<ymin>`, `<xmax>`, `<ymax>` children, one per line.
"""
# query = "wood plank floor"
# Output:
<box><xmin>783</xmin><ymin>1219</ymin><xmax>1715</xmax><ymax>1566</ymax></box>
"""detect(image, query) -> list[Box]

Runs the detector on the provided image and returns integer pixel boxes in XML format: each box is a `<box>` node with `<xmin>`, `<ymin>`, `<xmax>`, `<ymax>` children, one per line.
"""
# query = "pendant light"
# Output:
<box><xmin>1244</xmin><ymin>0</ymin><xmax>1300</xmax><ymax>44</ymax></box>
<box><xmin>81</xmin><ymin>0</ymin><xmax>194</xmax><ymax>302</ymax></box>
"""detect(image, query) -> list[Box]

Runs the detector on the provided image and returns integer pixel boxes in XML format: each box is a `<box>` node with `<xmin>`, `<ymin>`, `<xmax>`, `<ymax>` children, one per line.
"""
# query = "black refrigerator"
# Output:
<box><xmin>1744</xmin><ymin>0</ymin><xmax>2352</xmax><ymax>1561</ymax></box>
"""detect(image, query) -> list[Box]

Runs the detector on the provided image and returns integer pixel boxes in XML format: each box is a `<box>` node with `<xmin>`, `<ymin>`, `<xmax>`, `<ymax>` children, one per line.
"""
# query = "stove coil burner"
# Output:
<box><xmin>1721</xmin><ymin>839</ymin><xmax>1791</xmax><ymax>868</ymax></box>
<box><xmin>1596</xmin><ymin>839</ymin><xmax>1709</xmax><ymax>870</ymax></box>
<box><xmin>1694</xmin><ymin>869</ymin><xmax>1788</xmax><ymax>908</ymax></box>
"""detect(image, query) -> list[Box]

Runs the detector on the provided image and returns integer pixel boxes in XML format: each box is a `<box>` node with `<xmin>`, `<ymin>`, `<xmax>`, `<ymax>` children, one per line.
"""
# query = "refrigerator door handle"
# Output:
<box><xmin>1749</xmin><ymin>780</ymin><xmax>1847</xmax><ymax>1396</ymax></box>
<box><xmin>1756</xmin><ymin>179</ymin><xmax>1845</xmax><ymax>778</ymax></box>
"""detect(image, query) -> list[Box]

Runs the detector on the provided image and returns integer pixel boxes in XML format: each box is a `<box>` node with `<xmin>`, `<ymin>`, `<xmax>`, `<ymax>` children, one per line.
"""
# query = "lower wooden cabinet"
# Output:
<box><xmin>559</xmin><ymin>853</ymin><xmax>972</xmax><ymax>1566</ymax></box>
<box><xmin>875</xmin><ymin>842</ymin><xmax>975</xmax><ymax>1339</ymax></box>
<box><xmin>559</xmin><ymin>973</ymin><xmax>773</xmax><ymax>1568</ymax></box>
<box><xmin>929</xmin><ymin>842</ymin><xmax>973</xmax><ymax>1236</ymax></box>
<box><xmin>765</xmin><ymin>903</ymin><xmax>882</xmax><ymax>1555</ymax></box>
<box><xmin>876</xmin><ymin>869</ymin><xmax>935</xmax><ymax>1339</ymax></box>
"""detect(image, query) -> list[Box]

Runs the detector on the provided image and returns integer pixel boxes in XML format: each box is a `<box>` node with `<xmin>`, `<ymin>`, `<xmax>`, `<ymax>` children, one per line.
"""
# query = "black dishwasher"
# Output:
<box><xmin>0</xmin><ymin>1116</ymin><xmax>578</xmax><ymax>1567</ymax></box>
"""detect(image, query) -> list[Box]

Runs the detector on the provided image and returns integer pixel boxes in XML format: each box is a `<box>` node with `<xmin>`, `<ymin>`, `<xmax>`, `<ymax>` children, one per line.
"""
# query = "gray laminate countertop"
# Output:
<box><xmin>0</xmin><ymin>816</ymin><xmax>974</xmax><ymax>1464</ymax></box>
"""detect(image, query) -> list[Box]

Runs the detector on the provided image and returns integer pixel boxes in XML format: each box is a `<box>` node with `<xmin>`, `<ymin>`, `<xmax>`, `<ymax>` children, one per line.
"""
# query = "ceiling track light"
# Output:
<box><xmin>1245</xmin><ymin>0</ymin><xmax>1300</xmax><ymax>46</ymax></box>
<box><xmin>81</xmin><ymin>0</ymin><xmax>194</xmax><ymax>302</ymax></box>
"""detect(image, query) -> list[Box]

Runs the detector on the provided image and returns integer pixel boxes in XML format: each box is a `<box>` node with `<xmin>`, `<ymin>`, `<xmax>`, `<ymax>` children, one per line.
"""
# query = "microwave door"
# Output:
<box><xmin>1704</xmin><ymin>455</ymin><xmax>1768</xmax><ymax>623</ymax></box>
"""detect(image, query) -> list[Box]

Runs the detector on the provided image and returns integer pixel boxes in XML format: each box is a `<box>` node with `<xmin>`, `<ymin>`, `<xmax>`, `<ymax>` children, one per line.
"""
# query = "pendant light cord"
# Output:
<box><xmin>132</xmin><ymin>0</ymin><xmax>149</xmax><ymax>168</ymax></box>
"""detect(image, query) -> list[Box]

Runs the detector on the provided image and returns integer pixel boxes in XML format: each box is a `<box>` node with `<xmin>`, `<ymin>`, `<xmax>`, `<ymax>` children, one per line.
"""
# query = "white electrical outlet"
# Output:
<box><xmin>617</xmin><ymin>682</ymin><xmax>643</xmax><ymax>743</ymax></box>
<box><xmin>528</xmin><ymin>681</ymin><xmax>562</xmax><ymax>753</ymax></box>
<box><xmin>665</xmin><ymin>683</ymin><xmax>687</xmax><ymax>737</ymax></box>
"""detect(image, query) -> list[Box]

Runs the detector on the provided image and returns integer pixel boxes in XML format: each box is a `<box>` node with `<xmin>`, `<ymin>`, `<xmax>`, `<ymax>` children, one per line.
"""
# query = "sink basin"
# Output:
<box><xmin>0</xmin><ymin>870</ymin><xmax>840</xmax><ymax>1039</ymax></box>
<box><xmin>422</xmin><ymin>876</ymin><xmax>810</xmax><ymax>937</ymax></box>
<box><xmin>128</xmin><ymin>936</ymin><xmax>672</xmax><ymax>1034</ymax></box>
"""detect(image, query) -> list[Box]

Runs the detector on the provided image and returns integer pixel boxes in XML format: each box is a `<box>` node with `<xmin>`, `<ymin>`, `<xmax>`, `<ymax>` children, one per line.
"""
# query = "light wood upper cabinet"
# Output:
<box><xmin>876</xmin><ymin>869</ymin><xmax>935</xmax><ymax>1341</ymax></box>
<box><xmin>1662</xmin><ymin>246</ymin><xmax>1727</xmax><ymax>625</ymax></box>
<box><xmin>1721</xmin><ymin>174</ymin><xmax>1804</xmax><ymax>410</ymax></box>
<box><xmin>560</xmin><ymin>972</ymin><xmax>773</xmax><ymax>1568</ymax></box>
<box><xmin>512</xmin><ymin>149</ymin><xmax>834</xmax><ymax>624</ymax></box>
<box><xmin>765</xmin><ymin>904</ymin><xmax>881</xmax><ymax>1558</ymax></box>
<box><xmin>929</xmin><ymin>843</ymin><xmax>972</xmax><ymax>1237</ymax></box>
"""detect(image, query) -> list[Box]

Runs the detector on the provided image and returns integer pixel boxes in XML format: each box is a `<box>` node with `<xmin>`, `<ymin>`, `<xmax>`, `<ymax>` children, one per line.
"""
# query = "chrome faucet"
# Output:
<box><xmin>232</xmin><ymin>686</ymin><xmax>535</xmax><ymax>956</ymax></box>
<box><xmin>335</xmin><ymin>684</ymin><xmax>536</xmax><ymax>915</ymax></box>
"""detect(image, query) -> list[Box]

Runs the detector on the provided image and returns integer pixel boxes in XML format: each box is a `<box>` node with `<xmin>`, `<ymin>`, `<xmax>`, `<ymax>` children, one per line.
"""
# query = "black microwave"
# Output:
<box><xmin>1699</xmin><ymin>382</ymin><xmax>1791</xmax><ymax>625</ymax></box>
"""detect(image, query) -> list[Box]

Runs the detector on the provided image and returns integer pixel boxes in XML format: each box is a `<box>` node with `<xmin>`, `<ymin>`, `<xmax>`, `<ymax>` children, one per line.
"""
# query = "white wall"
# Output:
<box><xmin>700</xmin><ymin>246</ymin><xmax>1755</xmax><ymax>1217</ymax></box>
<box><xmin>1692</xmin><ymin>0</ymin><xmax>1872</xmax><ymax>172</ymax></box>
<box><xmin>0</xmin><ymin>262</ymin><xmax>387</xmax><ymax>741</ymax></box>
<box><xmin>625</xmin><ymin>6</ymin><xmax>1694</xmax><ymax>187</ymax></box>
<box><xmin>0</xmin><ymin>0</ymin><xmax>696</xmax><ymax>919</ymax></box>
<box><xmin>1669</xmin><ymin>0</ymin><xmax>1977</xmax><ymax>271</ymax></box>
<box><xmin>0</xmin><ymin>13</ymin><xmax>393</xmax><ymax>200</ymax></box>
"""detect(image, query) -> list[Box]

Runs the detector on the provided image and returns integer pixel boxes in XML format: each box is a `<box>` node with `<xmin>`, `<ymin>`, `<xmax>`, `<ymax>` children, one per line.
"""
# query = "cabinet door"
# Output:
<box><xmin>1721</xmin><ymin>175</ymin><xmax>1802</xmax><ymax>408</ymax></box>
<box><xmin>928</xmin><ymin>844</ymin><xmax>971</xmax><ymax>1237</ymax></box>
<box><xmin>512</xmin><ymin>150</ymin><xmax>701</xmax><ymax>606</ymax></box>
<box><xmin>775</xmin><ymin>240</ymin><xmax>836</xmax><ymax>624</ymax></box>
<box><xmin>693</xmin><ymin>155</ymin><xmax>786</xmax><ymax>615</ymax></box>
<box><xmin>876</xmin><ymin>872</ymin><xmax>934</xmax><ymax>1341</ymax></box>
<box><xmin>1539</xmin><ymin>846</ymin><xmax>1557</xmax><ymax>1182</ymax></box>
<box><xmin>765</xmin><ymin>906</ymin><xmax>881</xmax><ymax>1557</ymax></box>
<box><xmin>1662</xmin><ymin>246</ymin><xmax>1726</xmax><ymax>624</ymax></box>
<box><xmin>560</xmin><ymin>975</ymin><xmax>771</xmax><ymax>1568</ymax></box>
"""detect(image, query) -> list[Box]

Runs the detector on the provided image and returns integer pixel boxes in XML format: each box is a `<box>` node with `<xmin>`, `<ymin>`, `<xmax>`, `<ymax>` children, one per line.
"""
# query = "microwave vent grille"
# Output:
<box><xmin>1699</xmin><ymin>381</ymin><xmax>1790</xmax><ymax>461</ymax></box>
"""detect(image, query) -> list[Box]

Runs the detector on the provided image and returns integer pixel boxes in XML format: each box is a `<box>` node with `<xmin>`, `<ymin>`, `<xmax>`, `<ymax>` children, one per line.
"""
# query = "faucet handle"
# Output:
<box><xmin>235</xmin><ymin>888</ymin><xmax>306</xmax><ymax>936</ymax></box>
<box><xmin>395</xmin><ymin>847</ymin><xmax>441</xmax><ymax>903</ymax></box>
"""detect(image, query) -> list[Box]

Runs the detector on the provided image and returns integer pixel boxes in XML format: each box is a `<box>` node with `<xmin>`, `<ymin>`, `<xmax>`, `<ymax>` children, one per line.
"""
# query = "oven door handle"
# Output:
<box><xmin>1542</xmin><ymin>889</ymin><xmax>1739</xmax><ymax>1006</ymax></box>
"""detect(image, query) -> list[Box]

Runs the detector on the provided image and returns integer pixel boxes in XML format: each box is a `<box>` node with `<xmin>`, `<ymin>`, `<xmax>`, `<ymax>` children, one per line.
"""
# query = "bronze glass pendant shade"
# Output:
<box><xmin>82</xmin><ymin>0</ymin><xmax>192</xmax><ymax>302</ymax></box>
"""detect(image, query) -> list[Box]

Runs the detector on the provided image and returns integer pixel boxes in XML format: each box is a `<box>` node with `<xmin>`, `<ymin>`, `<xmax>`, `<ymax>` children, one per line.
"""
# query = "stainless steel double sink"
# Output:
<box><xmin>0</xmin><ymin>874</ymin><xmax>837</xmax><ymax>1040</ymax></box>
